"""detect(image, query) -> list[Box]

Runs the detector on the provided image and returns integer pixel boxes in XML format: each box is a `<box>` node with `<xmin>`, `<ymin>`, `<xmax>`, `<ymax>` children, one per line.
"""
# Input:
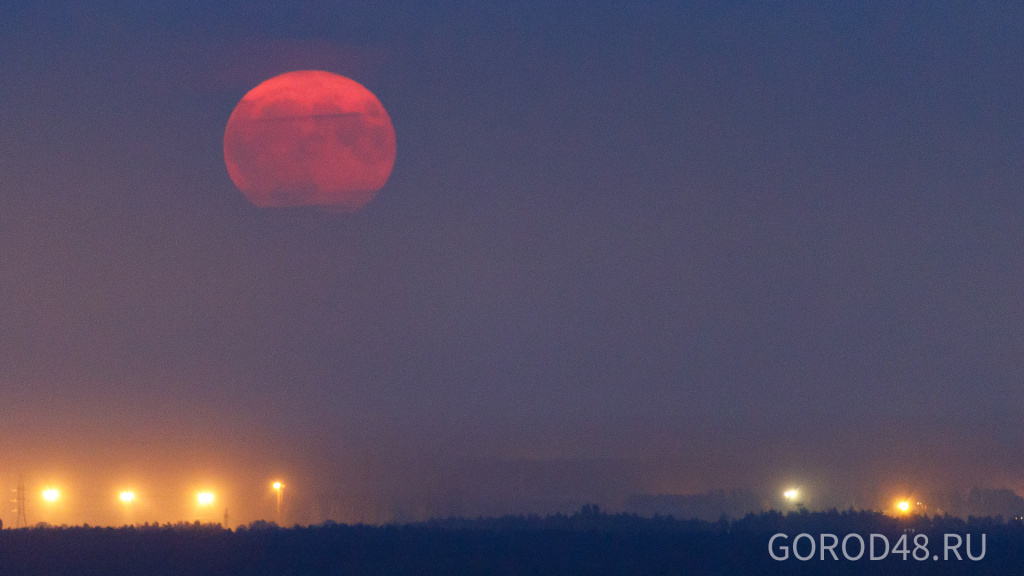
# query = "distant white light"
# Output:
<box><xmin>197</xmin><ymin>492</ymin><xmax>215</xmax><ymax>506</ymax></box>
<box><xmin>120</xmin><ymin>491</ymin><xmax>136</xmax><ymax>504</ymax></box>
<box><xmin>42</xmin><ymin>488</ymin><xmax>60</xmax><ymax>503</ymax></box>
<box><xmin>783</xmin><ymin>489</ymin><xmax>798</xmax><ymax>501</ymax></box>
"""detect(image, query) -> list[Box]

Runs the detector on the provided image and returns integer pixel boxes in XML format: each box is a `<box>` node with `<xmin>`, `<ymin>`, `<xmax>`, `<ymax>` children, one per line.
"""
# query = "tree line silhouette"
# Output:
<box><xmin>0</xmin><ymin>507</ymin><xmax>1019</xmax><ymax>575</ymax></box>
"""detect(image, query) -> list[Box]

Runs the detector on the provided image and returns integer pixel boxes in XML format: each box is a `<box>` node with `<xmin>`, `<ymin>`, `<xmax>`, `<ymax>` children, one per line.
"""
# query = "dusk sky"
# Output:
<box><xmin>1</xmin><ymin>1</ymin><xmax>1023</xmax><ymax>525</ymax></box>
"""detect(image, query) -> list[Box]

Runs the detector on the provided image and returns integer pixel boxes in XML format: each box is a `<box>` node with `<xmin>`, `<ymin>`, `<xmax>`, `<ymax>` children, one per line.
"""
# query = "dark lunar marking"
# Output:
<box><xmin>253</xmin><ymin>113</ymin><xmax>365</xmax><ymax>122</ymax></box>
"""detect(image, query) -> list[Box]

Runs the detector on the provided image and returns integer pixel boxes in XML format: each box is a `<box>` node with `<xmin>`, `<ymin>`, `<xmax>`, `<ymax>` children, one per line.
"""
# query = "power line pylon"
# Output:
<box><xmin>13</xmin><ymin>475</ymin><xmax>27</xmax><ymax>528</ymax></box>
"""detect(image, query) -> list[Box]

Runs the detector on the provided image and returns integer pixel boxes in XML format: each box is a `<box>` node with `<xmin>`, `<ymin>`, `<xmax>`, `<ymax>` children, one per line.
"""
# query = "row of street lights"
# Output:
<box><xmin>782</xmin><ymin>487</ymin><xmax>924</xmax><ymax>516</ymax></box>
<box><xmin>31</xmin><ymin>481</ymin><xmax>285</xmax><ymax>522</ymax></box>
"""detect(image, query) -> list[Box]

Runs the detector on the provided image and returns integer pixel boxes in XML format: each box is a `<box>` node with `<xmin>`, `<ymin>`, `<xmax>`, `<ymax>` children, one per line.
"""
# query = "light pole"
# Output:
<box><xmin>196</xmin><ymin>491</ymin><xmax>215</xmax><ymax>522</ymax></box>
<box><xmin>120</xmin><ymin>490</ymin><xmax>135</xmax><ymax>525</ymax></box>
<box><xmin>41</xmin><ymin>487</ymin><xmax>60</xmax><ymax>525</ymax></box>
<box><xmin>272</xmin><ymin>481</ymin><xmax>284</xmax><ymax>522</ymax></box>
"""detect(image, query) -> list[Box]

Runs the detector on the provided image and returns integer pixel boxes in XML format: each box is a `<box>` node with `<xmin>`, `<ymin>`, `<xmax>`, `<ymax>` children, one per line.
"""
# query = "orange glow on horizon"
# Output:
<box><xmin>42</xmin><ymin>488</ymin><xmax>60</xmax><ymax>503</ymax></box>
<box><xmin>197</xmin><ymin>491</ymin><xmax>215</xmax><ymax>506</ymax></box>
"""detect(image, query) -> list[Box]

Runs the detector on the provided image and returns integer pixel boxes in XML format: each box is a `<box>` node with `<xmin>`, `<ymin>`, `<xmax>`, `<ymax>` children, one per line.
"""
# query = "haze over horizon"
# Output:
<box><xmin>1</xmin><ymin>1</ymin><xmax>1023</xmax><ymax>526</ymax></box>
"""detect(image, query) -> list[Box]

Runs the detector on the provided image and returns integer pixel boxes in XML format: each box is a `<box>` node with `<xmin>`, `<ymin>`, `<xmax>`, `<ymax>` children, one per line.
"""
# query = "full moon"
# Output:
<box><xmin>223</xmin><ymin>70</ymin><xmax>396</xmax><ymax>211</ymax></box>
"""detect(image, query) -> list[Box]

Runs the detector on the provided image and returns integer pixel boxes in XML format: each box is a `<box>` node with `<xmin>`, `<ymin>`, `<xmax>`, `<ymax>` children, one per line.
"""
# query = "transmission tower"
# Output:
<box><xmin>13</xmin><ymin>475</ymin><xmax>27</xmax><ymax>528</ymax></box>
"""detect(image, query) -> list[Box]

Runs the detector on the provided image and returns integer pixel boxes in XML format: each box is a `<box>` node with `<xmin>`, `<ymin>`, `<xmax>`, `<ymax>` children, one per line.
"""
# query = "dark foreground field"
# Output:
<box><xmin>0</xmin><ymin>509</ymin><xmax>1019</xmax><ymax>575</ymax></box>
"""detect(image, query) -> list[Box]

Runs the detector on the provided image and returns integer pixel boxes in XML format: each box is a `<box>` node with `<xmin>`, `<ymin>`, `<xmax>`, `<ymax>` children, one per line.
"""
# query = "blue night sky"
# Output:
<box><xmin>0</xmin><ymin>1</ymin><xmax>1022</xmax><ymax>524</ymax></box>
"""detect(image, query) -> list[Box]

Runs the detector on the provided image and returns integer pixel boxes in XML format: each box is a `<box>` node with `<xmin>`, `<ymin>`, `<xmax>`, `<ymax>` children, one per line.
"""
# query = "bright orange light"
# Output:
<box><xmin>897</xmin><ymin>501</ymin><xmax>910</xmax><ymax>513</ymax></box>
<box><xmin>273</xmin><ymin>482</ymin><xmax>282</xmax><ymax>491</ymax></box>
<box><xmin>197</xmin><ymin>492</ymin><xmax>215</xmax><ymax>506</ymax></box>
<box><xmin>120</xmin><ymin>491</ymin><xmax>136</xmax><ymax>504</ymax></box>
<box><xmin>42</xmin><ymin>488</ymin><xmax>60</xmax><ymax>502</ymax></box>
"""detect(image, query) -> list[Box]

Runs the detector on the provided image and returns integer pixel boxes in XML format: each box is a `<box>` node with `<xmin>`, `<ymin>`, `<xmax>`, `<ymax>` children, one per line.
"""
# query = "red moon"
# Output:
<box><xmin>223</xmin><ymin>71</ymin><xmax>396</xmax><ymax>211</ymax></box>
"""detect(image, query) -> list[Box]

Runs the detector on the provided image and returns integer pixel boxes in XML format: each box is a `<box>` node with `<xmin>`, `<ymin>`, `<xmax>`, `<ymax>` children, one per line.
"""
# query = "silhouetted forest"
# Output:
<box><xmin>0</xmin><ymin>507</ymin><xmax>1020</xmax><ymax>575</ymax></box>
